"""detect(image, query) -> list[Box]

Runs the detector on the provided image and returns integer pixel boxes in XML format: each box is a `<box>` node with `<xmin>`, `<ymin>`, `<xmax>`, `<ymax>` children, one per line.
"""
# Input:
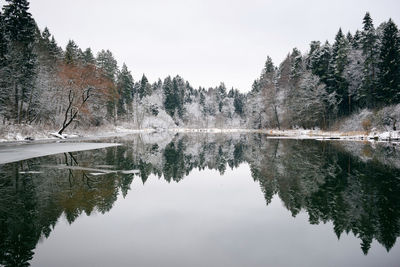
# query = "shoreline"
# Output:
<box><xmin>1</xmin><ymin>126</ymin><xmax>399</xmax><ymax>145</ymax></box>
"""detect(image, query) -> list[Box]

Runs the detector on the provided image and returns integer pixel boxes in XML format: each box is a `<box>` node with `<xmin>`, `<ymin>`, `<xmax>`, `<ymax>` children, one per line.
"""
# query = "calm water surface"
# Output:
<box><xmin>1</xmin><ymin>134</ymin><xmax>400</xmax><ymax>267</ymax></box>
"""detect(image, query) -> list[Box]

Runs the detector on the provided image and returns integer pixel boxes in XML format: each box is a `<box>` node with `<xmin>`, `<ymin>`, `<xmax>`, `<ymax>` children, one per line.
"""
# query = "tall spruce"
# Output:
<box><xmin>82</xmin><ymin>48</ymin><xmax>95</xmax><ymax>65</ymax></box>
<box><xmin>1</xmin><ymin>0</ymin><xmax>37</xmax><ymax>123</ymax></box>
<box><xmin>138</xmin><ymin>74</ymin><xmax>151</xmax><ymax>99</ymax></box>
<box><xmin>309</xmin><ymin>41</ymin><xmax>332</xmax><ymax>85</ymax></box>
<box><xmin>360</xmin><ymin>12</ymin><xmax>379</xmax><ymax>108</ymax></box>
<box><xmin>329</xmin><ymin>28</ymin><xmax>350</xmax><ymax>115</ymax></box>
<box><xmin>96</xmin><ymin>49</ymin><xmax>118</xmax><ymax>80</ymax></box>
<box><xmin>116</xmin><ymin>63</ymin><xmax>134</xmax><ymax>116</ymax></box>
<box><xmin>377</xmin><ymin>19</ymin><xmax>400</xmax><ymax>104</ymax></box>
<box><xmin>64</xmin><ymin>40</ymin><xmax>80</xmax><ymax>64</ymax></box>
<box><xmin>163</xmin><ymin>76</ymin><xmax>175</xmax><ymax>117</ymax></box>
<box><xmin>96</xmin><ymin>49</ymin><xmax>118</xmax><ymax>120</ymax></box>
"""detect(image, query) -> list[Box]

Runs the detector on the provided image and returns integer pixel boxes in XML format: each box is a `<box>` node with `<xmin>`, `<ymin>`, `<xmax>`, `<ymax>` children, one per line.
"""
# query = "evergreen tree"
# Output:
<box><xmin>96</xmin><ymin>49</ymin><xmax>118</xmax><ymax>120</ymax></box>
<box><xmin>0</xmin><ymin>11</ymin><xmax>7</xmax><ymax>66</ymax></box>
<box><xmin>309</xmin><ymin>41</ymin><xmax>331</xmax><ymax>85</ymax></box>
<box><xmin>0</xmin><ymin>11</ymin><xmax>7</xmax><ymax>118</ymax></box>
<box><xmin>1</xmin><ymin>0</ymin><xmax>37</xmax><ymax>123</ymax></box>
<box><xmin>96</xmin><ymin>49</ymin><xmax>118</xmax><ymax>81</ymax></box>
<box><xmin>352</xmin><ymin>30</ymin><xmax>362</xmax><ymax>49</ymax></box>
<box><xmin>41</xmin><ymin>27</ymin><xmax>50</xmax><ymax>42</ymax></box>
<box><xmin>217</xmin><ymin>82</ymin><xmax>227</xmax><ymax>112</ymax></box>
<box><xmin>116</xmin><ymin>63</ymin><xmax>134</xmax><ymax>116</ymax></box>
<box><xmin>233</xmin><ymin>92</ymin><xmax>244</xmax><ymax>116</ymax></box>
<box><xmin>48</xmin><ymin>36</ymin><xmax>61</xmax><ymax>60</ymax></box>
<box><xmin>377</xmin><ymin>19</ymin><xmax>400</xmax><ymax>104</ymax></box>
<box><xmin>172</xmin><ymin>76</ymin><xmax>185</xmax><ymax>118</ymax></box>
<box><xmin>64</xmin><ymin>40</ymin><xmax>80</xmax><ymax>64</ymax></box>
<box><xmin>163</xmin><ymin>76</ymin><xmax>175</xmax><ymax>117</ymax></box>
<box><xmin>289</xmin><ymin>47</ymin><xmax>303</xmax><ymax>82</ymax></box>
<box><xmin>306</xmin><ymin>41</ymin><xmax>321</xmax><ymax>70</ymax></box>
<box><xmin>360</xmin><ymin>12</ymin><xmax>379</xmax><ymax>108</ymax></box>
<box><xmin>82</xmin><ymin>48</ymin><xmax>95</xmax><ymax>65</ymax></box>
<box><xmin>328</xmin><ymin>28</ymin><xmax>350</xmax><ymax>115</ymax></box>
<box><xmin>138</xmin><ymin>74</ymin><xmax>151</xmax><ymax>99</ymax></box>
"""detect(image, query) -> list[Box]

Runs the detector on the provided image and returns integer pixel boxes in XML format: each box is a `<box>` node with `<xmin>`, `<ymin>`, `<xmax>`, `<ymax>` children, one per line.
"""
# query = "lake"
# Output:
<box><xmin>1</xmin><ymin>133</ymin><xmax>399</xmax><ymax>267</ymax></box>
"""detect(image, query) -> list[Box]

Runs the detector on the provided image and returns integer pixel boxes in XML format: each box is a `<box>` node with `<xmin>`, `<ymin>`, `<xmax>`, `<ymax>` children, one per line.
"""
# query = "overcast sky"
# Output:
<box><xmin>23</xmin><ymin>0</ymin><xmax>400</xmax><ymax>91</ymax></box>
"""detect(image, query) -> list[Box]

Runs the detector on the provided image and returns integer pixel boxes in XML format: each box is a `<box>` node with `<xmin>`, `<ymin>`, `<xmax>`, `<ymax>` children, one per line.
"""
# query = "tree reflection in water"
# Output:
<box><xmin>0</xmin><ymin>134</ymin><xmax>399</xmax><ymax>266</ymax></box>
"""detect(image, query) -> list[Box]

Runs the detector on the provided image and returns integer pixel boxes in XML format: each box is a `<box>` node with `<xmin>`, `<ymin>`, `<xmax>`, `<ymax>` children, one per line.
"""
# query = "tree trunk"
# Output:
<box><xmin>26</xmin><ymin>86</ymin><xmax>35</xmax><ymax>123</ymax></box>
<box><xmin>14</xmin><ymin>81</ymin><xmax>19</xmax><ymax>123</ymax></box>
<box><xmin>273</xmin><ymin>104</ymin><xmax>280</xmax><ymax>130</ymax></box>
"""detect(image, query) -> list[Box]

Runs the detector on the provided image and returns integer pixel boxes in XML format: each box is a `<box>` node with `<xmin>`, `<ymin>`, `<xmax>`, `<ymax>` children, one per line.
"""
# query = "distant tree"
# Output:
<box><xmin>64</xmin><ymin>40</ymin><xmax>80</xmax><ymax>64</ymax></box>
<box><xmin>260</xmin><ymin>56</ymin><xmax>280</xmax><ymax>129</ymax></box>
<box><xmin>96</xmin><ymin>49</ymin><xmax>118</xmax><ymax>121</ymax></box>
<box><xmin>138</xmin><ymin>74</ymin><xmax>152</xmax><ymax>99</ymax></box>
<box><xmin>116</xmin><ymin>63</ymin><xmax>134</xmax><ymax>117</ymax></box>
<box><xmin>217</xmin><ymin>82</ymin><xmax>227</xmax><ymax>112</ymax></box>
<box><xmin>96</xmin><ymin>49</ymin><xmax>118</xmax><ymax>81</ymax></box>
<box><xmin>233</xmin><ymin>92</ymin><xmax>244</xmax><ymax>117</ymax></box>
<box><xmin>309</xmin><ymin>41</ymin><xmax>331</xmax><ymax>85</ymax></box>
<box><xmin>82</xmin><ymin>48</ymin><xmax>95</xmax><ymax>65</ymax></box>
<box><xmin>163</xmin><ymin>76</ymin><xmax>175</xmax><ymax>117</ymax></box>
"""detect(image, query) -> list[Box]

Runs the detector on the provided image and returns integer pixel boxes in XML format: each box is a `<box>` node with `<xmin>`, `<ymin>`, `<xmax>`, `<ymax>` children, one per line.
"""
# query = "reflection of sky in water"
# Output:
<box><xmin>31</xmin><ymin>164</ymin><xmax>400</xmax><ymax>267</ymax></box>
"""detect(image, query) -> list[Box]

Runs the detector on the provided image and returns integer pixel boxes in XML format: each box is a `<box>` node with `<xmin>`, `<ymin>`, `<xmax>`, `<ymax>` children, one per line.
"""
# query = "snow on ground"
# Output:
<box><xmin>265</xmin><ymin>128</ymin><xmax>400</xmax><ymax>143</ymax></box>
<box><xmin>1</xmin><ymin>121</ymin><xmax>399</xmax><ymax>145</ymax></box>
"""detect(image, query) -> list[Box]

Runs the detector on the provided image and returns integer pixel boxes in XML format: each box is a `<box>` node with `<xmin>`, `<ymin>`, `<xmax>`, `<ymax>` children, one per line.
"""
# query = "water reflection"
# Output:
<box><xmin>0</xmin><ymin>134</ymin><xmax>399</xmax><ymax>266</ymax></box>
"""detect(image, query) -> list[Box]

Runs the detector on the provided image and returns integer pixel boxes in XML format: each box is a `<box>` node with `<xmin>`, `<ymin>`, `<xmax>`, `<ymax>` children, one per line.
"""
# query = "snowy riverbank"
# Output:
<box><xmin>1</xmin><ymin>124</ymin><xmax>399</xmax><ymax>144</ymax></box>
<box><xmin>264</xmin><ymin>129</ymin><xmax>400</xmax><ymax>143</ymax></box>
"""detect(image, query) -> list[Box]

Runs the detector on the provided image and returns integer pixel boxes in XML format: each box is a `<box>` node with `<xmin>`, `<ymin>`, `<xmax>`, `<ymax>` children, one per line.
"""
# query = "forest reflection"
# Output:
<box><xmin>0</xmin><ymin>134</ymin><xmax>400</xmax><ymax>266</ymax></box>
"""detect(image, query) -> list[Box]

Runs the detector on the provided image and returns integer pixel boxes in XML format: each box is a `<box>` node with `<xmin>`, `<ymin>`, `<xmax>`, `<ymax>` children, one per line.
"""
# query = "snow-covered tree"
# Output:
<box><xmin>1</xmin><ymin>0</ymin><xmax>37</xmax><ymax>123</ymax></box>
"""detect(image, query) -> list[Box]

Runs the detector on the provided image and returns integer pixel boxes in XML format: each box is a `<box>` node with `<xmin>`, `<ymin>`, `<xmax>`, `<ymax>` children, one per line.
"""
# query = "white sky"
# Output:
<box><xmin>14</xmin><ymin>0</ymin><xmax>400</xmax><ymax>91</ymax></box>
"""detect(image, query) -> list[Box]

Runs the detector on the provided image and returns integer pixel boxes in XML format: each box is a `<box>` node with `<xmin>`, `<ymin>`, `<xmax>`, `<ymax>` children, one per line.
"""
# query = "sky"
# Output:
<box><xmin>18</xmin><ymin>0</ymin><xmax>400</xmax><ymax>91</ymax></box>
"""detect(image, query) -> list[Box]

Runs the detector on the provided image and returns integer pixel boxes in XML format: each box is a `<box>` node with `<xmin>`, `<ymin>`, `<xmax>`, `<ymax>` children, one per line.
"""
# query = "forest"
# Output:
<box><xmin>1</xmin><ymin>0</ymin><xmax>400</xmax><ymax>134</ymax></box>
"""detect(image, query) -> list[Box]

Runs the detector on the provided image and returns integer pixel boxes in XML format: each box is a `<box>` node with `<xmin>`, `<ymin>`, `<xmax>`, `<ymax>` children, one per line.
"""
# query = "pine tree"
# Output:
<box><xmin>64</xmin><ymin>40</ymin><xmax>80</xmax><ymax>64</ymax></box>
<box><xmin>352</xmin><ymin>30</ymin><xmax>362</xmax><ymax>49</ymax></box>
<box><xmin>217</xmin><ymin>82</ymin><xmax>227</xmax><ymax>112</ymax></box>
<box><xmin>96</xmin><ymin>49</ymin><xmax>118</xmax><ymax>81</ymax></box>
<box><xmin>329</xmin><ymin>28</ymin><xmax>350</xmax><ymax>115</ymax></box>
<box><xmin>310</xmin><ymin>41</ymin><xmax>331</xmax><ymax>85</ymax></box>
<box><xmin>82</xmin><ymin>48</ymin><xmax>95</xmax><ymax>65</ymax></box>
<box><xmin>138</xmin><ymin>74</ymin><xmax>151</xmax><ymax>99</ymax></box>
<box><xmin>0</xmin><ymin>11</ymin><xmax>7</xmax><ymax>118</ymax></box>
<box><xmin>233</xmin><ymin>91</ymin><xmax>244</xmax><ymax>116</ymax></box>
<box><xmin>48</xmin><ymin>36</ymin><xmax>61</xmax><ymax>60</ymax></box>
<box><xmin>2</xmin><ymin>0</ymin><xmax>37</xmax><ymax>123</ymax></box>
<box><xmin>377</xmin><ymin>19</ymin><xmax>400</xmax><ymax>104</ymax></box>
<box><xmin>289</xmin><ymin>48</ymin><xmax>303</xmax><ymax>82</ymax></box>
<box><xmin>306</xmin><ymin>41</ymin><xmax>321</xmax><ymax>70</ymax></box>
<box><xmin>116</xmin><ymin>63</ymin><xmax>134</xmax><ymax>116</ymax></box>
<box><xmin>0</xmin><ymin>11</ymin><xmax>7</xmax><ymax>66</ymax></box>
<box><xmin>172</xmin><ymin>76</ymin><xmax>185</xmax><ymax>118</ymax></box>
<box><xmin>42</xmin><ymin>27</ymin><xmax>50</xmax><ymax>42</ymax></box>
<box><xmin>360</xmin><ymin>12</ymin><xmax>379</xmax><ymax>108</ymax></box>
<box><xmin>96</xmin><ymin>49</ymin><xmax>118</xmax><ymax>121</ymax></box>
<box><xmin>163</xmin><ymin>76</ymin><xmax>175</xmax><ymax>117</ymax></box>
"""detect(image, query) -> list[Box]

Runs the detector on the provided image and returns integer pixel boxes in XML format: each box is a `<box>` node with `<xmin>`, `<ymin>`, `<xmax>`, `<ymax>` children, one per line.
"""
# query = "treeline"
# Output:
<box><xmin>1</xmin><ymin>1</ymin><xmax>399</xmax><ymax>132</ymax></box>
<box><xmin>0</xmin><ymin>0</ymin><xmax>246</xmax><ymax>132</ymax></box>
<box><xmin>252</xmin><ymin>12</ymin><xmax>400</xmax><ymax>129</ymax></box>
